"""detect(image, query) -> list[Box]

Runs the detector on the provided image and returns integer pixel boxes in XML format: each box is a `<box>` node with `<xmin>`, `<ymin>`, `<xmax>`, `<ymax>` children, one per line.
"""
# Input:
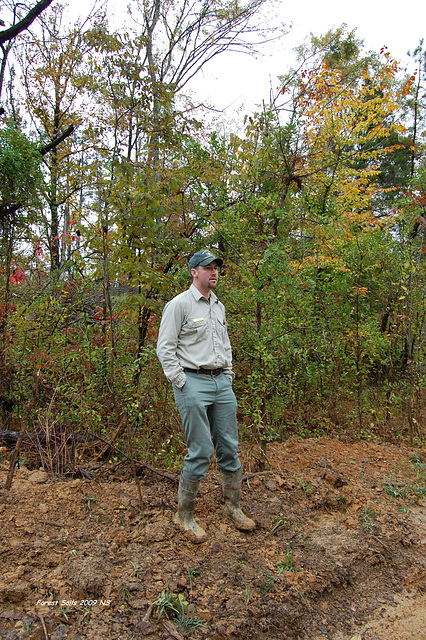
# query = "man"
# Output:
<box><xmin>156</xmin><ymin>249</ymin><xmax>255</xmax><ymax>541</ymax></box>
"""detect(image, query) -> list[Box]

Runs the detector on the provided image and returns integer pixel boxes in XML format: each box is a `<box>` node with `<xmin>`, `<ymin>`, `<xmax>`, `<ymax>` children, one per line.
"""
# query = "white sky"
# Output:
<box><xmin>195</xmin><ymin>0</ymin><xmax>426</xmax><ymax>117</ymax></box>
<box><xmin>69</xmin><ymin>0</ymin><xmax>425</xmax><ymax>119</ymax></box>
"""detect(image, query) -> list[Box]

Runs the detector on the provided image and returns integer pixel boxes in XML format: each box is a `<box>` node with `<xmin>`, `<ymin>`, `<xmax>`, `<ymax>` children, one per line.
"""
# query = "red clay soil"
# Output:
<box><xmin>0</xmin><ymin>436</ymin><xmax>425</xmax><ymax>640</ymax></box>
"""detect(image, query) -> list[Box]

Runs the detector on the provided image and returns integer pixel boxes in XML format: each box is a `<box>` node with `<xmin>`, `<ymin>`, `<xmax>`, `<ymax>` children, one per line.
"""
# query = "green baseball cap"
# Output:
<box><xmin>189</xmin><ymin>250</ymin><xmax>223</xmax><ymax>271</ymax></box>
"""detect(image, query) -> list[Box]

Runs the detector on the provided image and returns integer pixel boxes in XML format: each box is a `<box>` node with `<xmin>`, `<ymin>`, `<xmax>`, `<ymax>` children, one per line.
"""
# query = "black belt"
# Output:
<box><xmin>184</xmin><ymin>367</ymin><xmax>223</xmax><ymax>376</ymax></box>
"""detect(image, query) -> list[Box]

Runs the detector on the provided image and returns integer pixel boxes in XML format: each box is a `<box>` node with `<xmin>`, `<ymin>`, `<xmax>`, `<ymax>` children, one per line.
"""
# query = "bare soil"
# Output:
<box><xmin>0</xmin><ymin>436</ymin><xmax>425</xmax><ymax>640</ymax></box>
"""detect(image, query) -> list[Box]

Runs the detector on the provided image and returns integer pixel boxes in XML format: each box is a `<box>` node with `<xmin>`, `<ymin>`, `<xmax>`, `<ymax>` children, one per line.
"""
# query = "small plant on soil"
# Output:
<box><xmin>243</xmin><ymin>585</ymin><xmax>254</xmax><ymax>604</ymax></box>
<box><xmin>409</xmin><ymin>453</ymin><xmax>425</xmax><ymax>465</ymax></box>
<box><xmin>259</xmin><ymin>572</ymin><xmax>275</xmax><ymax>593</ymax></box>
<box><xmin>410</xmin><ymin>458</ymin><xmax>426</xmax><ymax>483</ymax></box>
<box><xmin>86</xmin><ymin>497</ymin><xmax>97</xmax><ymax>510</ymax></box>
<box><xmin>411</xmin><ymin>485</ymin><xmax>426</xmax><ymax>499</ymax></box>
<box><xmin>154</xmin><ymin>590</ymin><xmax>205</xmax><ymax>635</ymax></box>
<box><xmin>23</xmin><ymin>619</ymin><xmax>33</xmax><ymax>632</ymax></box>
<box><xmin>301</xmin><ymin>481</ymin><xmax>316</xmax><ymax>495</ymax></box>
<box><xmin>130</xmin><ymin>562</ymin><xmax>143</xmax><ymax>578</ymax></box>
<box><xmin>188</xmin><ymin>568</ymin><xmax>197</xmax><ymax>582</ymax></box>
<box><xmin>271</xmin><ymin>517</ymin><xmax>289</xmax><ymax>533</ymax></box>
<box><xmin>384</xmin><ymin>481</ymin><xmax>407</xmax><ymax>498</ymax></box>
<box><xmin>360</xmin><ymin>507</ymin><xmax>378</xmax><ymax>532</ymax></box>
<box><xmin>276</xmin><ymin>548</ymin><xmax>297</xmax><ymax>573</ymax></box>
<box><xmin>119</xmin><ymin>583</ymin><xmax>131</xmax><ymax>602</ymax></box>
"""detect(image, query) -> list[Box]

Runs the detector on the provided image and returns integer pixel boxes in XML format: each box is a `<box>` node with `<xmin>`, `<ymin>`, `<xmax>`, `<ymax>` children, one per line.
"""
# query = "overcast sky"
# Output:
<box><xmin>71</xmin><ymin>0</ymin><xmax>425</xmax><ymax>119</ymax></box>
<box><xmin>193</xmin><ymin>0</ymin><xmax>425</xmax><ymax>116</ymax></box>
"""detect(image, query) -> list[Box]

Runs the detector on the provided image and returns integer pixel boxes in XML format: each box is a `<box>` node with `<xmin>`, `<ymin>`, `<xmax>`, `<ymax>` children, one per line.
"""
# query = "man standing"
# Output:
<box><xmin>156</xmin><ymin>249</ymin><xmax>255</xmax><ymax>541</ymax></box>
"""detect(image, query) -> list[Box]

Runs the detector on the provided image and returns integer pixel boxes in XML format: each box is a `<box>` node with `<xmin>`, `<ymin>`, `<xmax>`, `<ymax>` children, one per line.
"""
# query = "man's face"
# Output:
<box><xmin>191</xmin><ymin>260</ymin><xmax>220</xmax><ymax>292</ymax></box>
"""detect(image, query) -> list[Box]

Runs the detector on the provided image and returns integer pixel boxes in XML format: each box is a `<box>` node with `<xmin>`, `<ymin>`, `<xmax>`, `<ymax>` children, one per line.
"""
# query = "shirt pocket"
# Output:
<box><xmin>182</xmin><ymin>318</ymin><xmax>208</xmax><ymax>343</ymax></box>
<box><xmin>216</xmin><ymin>316</ymin><xmax>228</xmax><ymax>340</ymax></box>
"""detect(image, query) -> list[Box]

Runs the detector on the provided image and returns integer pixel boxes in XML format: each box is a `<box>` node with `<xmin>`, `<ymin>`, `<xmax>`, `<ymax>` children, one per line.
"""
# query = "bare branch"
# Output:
<box><xmin>39</xmin><ymin>123</ymin><xmax>75</xmax><ymax>156</ymax></box>
<box><xmin>0</xmin><ymin>0</ymin><xmax>54</xmax><ymax>45</ymax></box>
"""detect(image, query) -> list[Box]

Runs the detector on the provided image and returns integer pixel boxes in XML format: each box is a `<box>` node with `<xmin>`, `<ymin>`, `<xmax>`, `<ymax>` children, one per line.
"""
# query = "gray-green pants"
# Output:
<box><xmin>173</xmin><ymin>372</ymin><xmax>240</xmax><ymax>481</ymax></box>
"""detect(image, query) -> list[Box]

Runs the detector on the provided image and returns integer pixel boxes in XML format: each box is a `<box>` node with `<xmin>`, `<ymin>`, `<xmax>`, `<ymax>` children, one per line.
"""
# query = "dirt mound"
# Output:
<box><xmin>0</xmin><ymin>437</ymin><xmax>425</xmax><ymax>639</ymax></box>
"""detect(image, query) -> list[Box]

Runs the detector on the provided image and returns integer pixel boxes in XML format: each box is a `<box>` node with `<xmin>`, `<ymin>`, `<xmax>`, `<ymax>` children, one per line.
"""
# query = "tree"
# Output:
<box><xmin>0</xmin><ymin>0</ymin><xmax>54</xmax><ymax>102</ymax></box>
<box><xmin>205</xmin><ymin>30</ymin><xmax>411</xmax><ymax>440</ymax></box>
<box><xmin>75</xmin><ymin>0</ymin><xmax>284</xmax><ymax>385</ymax></box>
<box><xmin>389</xmin><ymin>40</ymin><xmax>426</xmax><ymax>442</ymax></box>
<box><xmin>0</xmin><ymin>120</ymin><xmax>44</xmax><ymax>426</ymax></box>
<box><xmin>18</xmin><ymin>3</ymin><xmax>106</xmax><ymax>271</ymax></box>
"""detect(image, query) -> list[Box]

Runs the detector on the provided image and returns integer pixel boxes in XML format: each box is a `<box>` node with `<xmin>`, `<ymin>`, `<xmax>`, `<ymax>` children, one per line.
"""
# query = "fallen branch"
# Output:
<box><xmin>1</xmin><ymin>424</ymin><xmax>176</xmax><ymax>483</ymax></box>
<box><xmin>89</xmin><ymin>432</ymin><xmax>177</xmax><ymax>484</ymax></box>
<box><xmin>243</xmin><ymin>470</ymin><xmax>278</xmax><ymax>480</ymax></box>
<box><xmin>38</xmin><ymin>613</ymin><xmax>50</xmax><ymax>640</ymax></box>
<box><xmin>0</xmin><ymin>429</ymin><xmax>97</xmax><ymax>446</ymax></box>
<box><xmin>162</xmin><ymin>620</ymin><xmax>184</xmax><ymax>640</ymax></box>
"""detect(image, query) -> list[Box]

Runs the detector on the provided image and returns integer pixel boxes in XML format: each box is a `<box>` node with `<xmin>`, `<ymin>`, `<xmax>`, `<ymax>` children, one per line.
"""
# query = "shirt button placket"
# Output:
<box><xmin>212</xmin><ymin>308</ymin><xmax>220</xmax><ymax>363</ymax></box>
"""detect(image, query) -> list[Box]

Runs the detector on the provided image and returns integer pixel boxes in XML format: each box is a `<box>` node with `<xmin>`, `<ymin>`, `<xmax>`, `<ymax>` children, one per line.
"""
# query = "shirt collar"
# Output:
<box><xmin>190</xmin><ymin>283</ymin><xmax>218</xmax><ymax>303</ymax></box>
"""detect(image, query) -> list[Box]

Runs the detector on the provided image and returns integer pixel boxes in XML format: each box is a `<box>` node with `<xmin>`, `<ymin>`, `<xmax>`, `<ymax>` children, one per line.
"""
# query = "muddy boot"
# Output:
<box><xmin>221</xmin><ymin>468</ymin><xmax>256</xmax><ymax>531</ymax></box>
<box><xmin>173</xmin><ymin>475</ymin><xmax>207</xmax><ymax>542</ymax></box>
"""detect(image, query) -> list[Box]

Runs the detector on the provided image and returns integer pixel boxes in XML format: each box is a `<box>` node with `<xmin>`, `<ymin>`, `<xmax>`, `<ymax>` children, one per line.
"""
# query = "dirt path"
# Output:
<box><xmin>354</xmin><ymin>592</ymin><xmax>426</xmax><ymax>640</ymax></box>
<box><xmin>0</xmin><ymin>436</ymin><xmax>425</xmax><ymax>639</ymax></box>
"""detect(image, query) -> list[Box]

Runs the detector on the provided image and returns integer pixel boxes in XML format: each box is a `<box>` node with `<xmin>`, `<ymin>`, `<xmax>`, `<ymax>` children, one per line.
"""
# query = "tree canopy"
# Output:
<box><xmin>0</xmin><ymin>3</ymin><xmax>425</xmax><ymax>457</ymax></box>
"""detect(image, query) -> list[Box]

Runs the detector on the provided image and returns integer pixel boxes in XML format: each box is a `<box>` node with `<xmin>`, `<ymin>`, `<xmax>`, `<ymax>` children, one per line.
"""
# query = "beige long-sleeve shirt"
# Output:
<box><xmin>156</xmin><ymin>284</ymin><xmax>234</xmax><ymax>388</ymax></box>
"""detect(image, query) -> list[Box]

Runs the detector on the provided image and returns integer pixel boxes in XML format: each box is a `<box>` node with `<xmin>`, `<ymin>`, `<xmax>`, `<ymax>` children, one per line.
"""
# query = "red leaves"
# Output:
<box><xmin>9</xmin><ymin>267</ymin><xmax>26</xmax><ymax>286</ymax></box>
<box><xmin>93</xmin><ymin>306</ymin><xmax>119</xmax><ymax>325</ymax></box>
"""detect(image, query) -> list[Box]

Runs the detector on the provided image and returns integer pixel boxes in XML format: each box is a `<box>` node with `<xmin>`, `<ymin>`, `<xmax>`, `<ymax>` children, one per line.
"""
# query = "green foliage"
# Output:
<box><xmin>271</xmin><ymin>517</ymin><xmax>289</xmax><ymax>533</ymax></box>
<box><xmin>1</xmin><ymin>10</ymin><xmax>426</xmax><ymax>468</ymax></box>
<box><xmin>259</xmin><ymin>572</ymin><xmax>274</xmax><ymax>593</ymax></box>
<box><xmin>154</xmin><ymin>590</ymin><xmax>205</xmax><ymax>634</ymax></box>
<box><xmin>360</xmin><ymin>507</ymin><xmax>378</xmax><ymax>532</ymax></box>
<box><xmin>384</xmin><ymin>479</ymin><xmax>408</xmax><ymax>498</ymax></box>
<box><xmin>0</xmin><ymin>122</ymin><xmax>43</xmax><ymax>221</ymax></box>
<box><xmin>411</xmin><ymin>486</ymin><xmax>426</xmax><ymax>499</ymax></box>
<box><xmin>276</xmin><ymin>548</ymin><xmax>297</xmax><ymax>573</ymax></box>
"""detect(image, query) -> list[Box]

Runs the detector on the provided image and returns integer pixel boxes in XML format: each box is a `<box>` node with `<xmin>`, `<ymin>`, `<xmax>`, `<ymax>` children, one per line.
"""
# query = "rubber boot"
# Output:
<box><xmin>221</xmin><ymin>468</ymin><xmax>256</xmax><ymax>531</ymax></box>
<box><xmin>173</xmin><ymin>475</ymin><xmax>207</xmax><ymax>542</ymax></box>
